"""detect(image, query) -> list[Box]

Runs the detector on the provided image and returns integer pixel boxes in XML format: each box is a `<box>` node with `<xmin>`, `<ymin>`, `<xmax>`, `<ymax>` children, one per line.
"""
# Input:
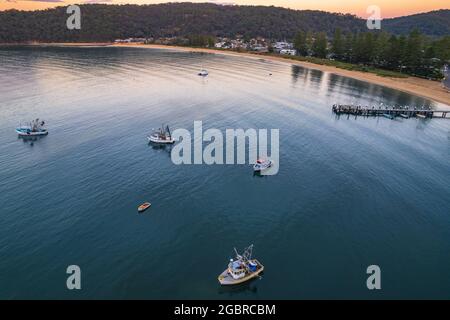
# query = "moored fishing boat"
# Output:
<box><xmin>218</xmin><ymin>245</ymin><xmax>264</xmax><ymax>285</ymax></box>
<box><xmin>16</xmin><ymin>119</ymin><xmax>48</xmax><ymax>136</ymax></box>
<box><xmin>147</xmin><ymin>125</ymin><xmax>175</xmax><ymax>144</ymax></box>
<box><xmin>253</xmin><ymin>158</ymin><xmax>273</xmax><ymax>172</ymax></box>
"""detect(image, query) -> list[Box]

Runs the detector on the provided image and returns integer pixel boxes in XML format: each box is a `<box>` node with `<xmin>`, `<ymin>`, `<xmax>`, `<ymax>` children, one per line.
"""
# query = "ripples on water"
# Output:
<box><xmin>0</xmin><ymin>46</ymin><xmax>449</xmax><ymax>299</ymax></box>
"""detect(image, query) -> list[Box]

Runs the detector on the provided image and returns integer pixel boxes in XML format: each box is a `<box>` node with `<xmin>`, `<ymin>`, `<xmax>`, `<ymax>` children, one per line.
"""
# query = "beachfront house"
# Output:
<box><xmin>231</xmin><ymin>39</ymin><xmax>248</xmax><ymax>49</ymax></box>
<box><xmin>252</xmin><ymin>45</ymin><xmax>269</xmax><ymax>52</ymax></box>
<box><xmin>280</xmin><ymin>49</ymin><xmax>297</xmax><ymax>55</ymax></box>
<box><xmin>273</xmin><ymin>41</ymin><xmax>293</xmax><ymax>53</ymax></box>
<box><xmin>214</xmin><ymin>41</ymin><xmax>231</xmax><ymax>49</ymax></box>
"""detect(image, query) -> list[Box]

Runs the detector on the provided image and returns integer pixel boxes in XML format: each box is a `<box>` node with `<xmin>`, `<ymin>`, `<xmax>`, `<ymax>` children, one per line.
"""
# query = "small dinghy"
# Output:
<box><xmin>147</xmin><ymin>124</ymin><xmax>175</xmax><ymax>144</ymax></box>
<box><xmin>253</xmin><ymin>158</ymin><xmax>273</xmax><ymax>172</ymax></box>
<box><xmin>198</xmin><ymin>69</ymin><xmax>208</xmax><ymax>76</ymax></box>
<box><xmin>16</xmin><ymin>119</ymin><xmax>48</xmax><ymax>136</ymax></box>
<box><xmin>218</xmin><ymin>245</ymin><xmax>264</xmax><ymax>286</ymax></box>
<box><xmin>138</xmin><ymin>202</ymin><xmax>151</xmax><ymax>213</ymax></box>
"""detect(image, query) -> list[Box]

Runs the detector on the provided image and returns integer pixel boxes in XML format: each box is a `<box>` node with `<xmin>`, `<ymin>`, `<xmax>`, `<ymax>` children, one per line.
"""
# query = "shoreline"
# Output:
<box><xmin>116</xmin><ymin>44</ymin><xmax>450</xmax><ymax>106</ymax></box>
<box><xmin>3</xmin><ymin>42</ymin><xmax>450</xmax><ymax>106</ymax></box>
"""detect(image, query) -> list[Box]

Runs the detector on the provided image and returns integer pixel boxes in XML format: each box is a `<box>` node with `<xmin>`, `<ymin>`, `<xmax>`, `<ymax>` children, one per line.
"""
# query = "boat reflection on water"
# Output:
<box><xmin>253</xmin><ymin>169</ymin><xmax>272</xmax><ymax>178</ymax></box>
<box><xmin>148</xmin><ymin>140</ymin><xmax>173</xmax><ymax>157</ymax></box>
<box><xmin>217</xmin><ymin>276</ymin><xmax>261</xmax><ymax>296</ymax></box>
<box><xmin>18</xmin><ymin>134</ymin><xmax>47</xmax><ymax>146</ymax></box>
<box><xmin>253</xmin><ymin>171</ymin><xmax>265</xmax><ymax>178</ymax></box>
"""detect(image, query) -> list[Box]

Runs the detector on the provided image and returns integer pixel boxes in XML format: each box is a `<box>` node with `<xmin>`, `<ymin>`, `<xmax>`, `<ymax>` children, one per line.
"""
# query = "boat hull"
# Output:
<box><xmin>138</xmin><ymin>202</ymin><xmax>151</xmax><ymax>212</ymax></box>
<box><xmin>16</xmin><ymin>129</ymin><xmax>48</xmax><ymax>136</ymax></box>
<box><xmin>147</xmin><ymin>136</ymin><xmax>175</xmax><ymax>144</ymax></box>
<box><xmin>218</xmin><ymin>260</ymin><xmax>264</xmax><ymax>285</ymax></box>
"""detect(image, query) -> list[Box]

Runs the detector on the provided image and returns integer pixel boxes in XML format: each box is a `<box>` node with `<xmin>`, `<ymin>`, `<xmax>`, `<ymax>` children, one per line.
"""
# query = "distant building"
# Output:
<box><xmin>114</xmin><ymin>39</ymin><xmax>131</xmax><ymax>43</ymax></box>
<box><xmin>252</xmin><ymin>45</ymin><xmax>269</xmax><ymax>53</ymax></box>
<box><xmin>247</xmin><ymin>37</ymin><xmax>269</xmax><ymax>52</ymax></box>
<box><xmin>214</xmin><ymin>41</ymin><xmax>231</xmax><ymax>49</ymax></box>
<box><xmin>230</xmin><ymin>39</ymin><xmax>247</xmax><ymax>49</ymax></box>
<box><xmin>280</xmin><ymin>49</ymin><xmax>297</xmax><ymax>55</ymax></box>
<box><xmin>114</xmin><ymin>38</ymin><xmax>151</xmax><ymax>44</ymax></box>
<box><xmin>273</xmin><ymin>41</ymin><xmax>293</xmax><ymax>52</ymax></box>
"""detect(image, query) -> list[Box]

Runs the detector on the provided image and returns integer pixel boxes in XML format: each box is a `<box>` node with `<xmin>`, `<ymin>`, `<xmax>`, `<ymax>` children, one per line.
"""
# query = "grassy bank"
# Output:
<box><xmin>260</xmin><ymin>53</ymin><xmax>409</xmax><ymax>78</ymax></box>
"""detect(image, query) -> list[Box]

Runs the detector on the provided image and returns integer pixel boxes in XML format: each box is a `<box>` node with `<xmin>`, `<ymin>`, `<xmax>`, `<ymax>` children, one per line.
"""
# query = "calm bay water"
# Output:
<box><xmin>0</xmin><ymin>46</ymin><xmax>449</xmax><ymax>299</ymax></box>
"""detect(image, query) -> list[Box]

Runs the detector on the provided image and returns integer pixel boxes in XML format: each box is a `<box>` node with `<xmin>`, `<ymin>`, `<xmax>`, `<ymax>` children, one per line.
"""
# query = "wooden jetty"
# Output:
<box><xmin>332</xmin><ymin>104</ymin><xmax>450</xmax><ymax>119</ymax></box>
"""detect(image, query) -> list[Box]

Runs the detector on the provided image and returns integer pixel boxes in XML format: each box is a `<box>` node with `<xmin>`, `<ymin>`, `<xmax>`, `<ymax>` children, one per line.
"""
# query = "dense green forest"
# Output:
<box><xmin>293</xmin><ymin>29</ymin><xmax>450</xmax><ymax>79</ymax></box>
<box><xmin>0</xmin><ymin>3</ymin><xmax>449</xmax><ymax>43</ymax></box>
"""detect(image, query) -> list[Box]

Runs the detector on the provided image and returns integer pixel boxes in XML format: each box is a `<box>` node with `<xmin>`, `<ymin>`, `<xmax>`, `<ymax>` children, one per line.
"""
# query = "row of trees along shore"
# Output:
<box><xmin>292</xmin><ymin>28</ymin><xmax>450</xmax><ymax>80</ymax></box>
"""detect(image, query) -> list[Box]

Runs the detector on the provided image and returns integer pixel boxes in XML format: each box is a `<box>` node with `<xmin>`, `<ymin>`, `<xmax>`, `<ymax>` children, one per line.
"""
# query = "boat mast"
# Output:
<box><xmin>234</xmin><ymin>247</ymin><xmax>242</xmax><ymax>261</ymax></box>
<box><xmin>242</xmin><ymin>245</ymin><xmax>253</xmax><ymax>262</ymax></box>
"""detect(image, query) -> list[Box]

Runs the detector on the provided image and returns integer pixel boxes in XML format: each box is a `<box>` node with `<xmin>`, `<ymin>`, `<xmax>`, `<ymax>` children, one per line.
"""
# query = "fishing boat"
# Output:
<box><xmin>218</xmin><ymin>245</ymin><xmax>264</xmax><ymax>286</ymax></box>
<box><xmin>416</xmin><ymin>113</ymin><xmax>427</xmax><ymax>119</ymax></box>
<box><xmin>16</xmin><ymin>119</ymin><xmax>48</xmax><ymax>136</ymax></box>
<box><xmin>198</xmin><ymin>69</ymin><xmax>208</xmax><ymax>76</ymax></box>
<box><xmin>253</xmin><ymin>158</ymin><xmax>273</xmax><ymax>172</ymax></box>
<box><xmin>382</xmin><ymin>113</ymin><xmax>394</xmax><ymax>120</ymax></box>
<box><xmin>138</xmin><ymin>202</ymin><xmax>151</xmax><ymax>213</ymax></box>
<box><xmin>147</xmin><ymin>125</ymin><xmax>175</xmax><ymax>144</ymax></box>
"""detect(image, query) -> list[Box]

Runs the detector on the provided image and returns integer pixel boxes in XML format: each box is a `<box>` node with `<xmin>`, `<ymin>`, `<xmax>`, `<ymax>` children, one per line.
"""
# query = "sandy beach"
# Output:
<box><xmin>8</xmin><ymin>42</ymin><xmax>450</xmax><ymax>106</ymax></box>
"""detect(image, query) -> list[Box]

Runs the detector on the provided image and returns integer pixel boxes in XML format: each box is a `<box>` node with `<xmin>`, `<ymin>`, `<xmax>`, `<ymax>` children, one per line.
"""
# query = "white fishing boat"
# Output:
<box><xmin>253</xmin><ymin>158</ymin><xmax>273</xmax><ymax>172</ymax></box>
<box><xmin>198</xmin><ymin>69</ymin><xmax>208</xmax><ymax>76</ymax></box>
<box><xmin>218</xmin><ymin>245</ymin><xmax>264</xmax><ymax>285</ymax></box>
<box><xmin>16</xmin><ymin>119</ymin><xmax>48</xmax><ymax>136</ymax></box>
<box><xmin>147</xmin><ymin>124</ymin><xmax>175</xmax><ymax>144</ymax></box>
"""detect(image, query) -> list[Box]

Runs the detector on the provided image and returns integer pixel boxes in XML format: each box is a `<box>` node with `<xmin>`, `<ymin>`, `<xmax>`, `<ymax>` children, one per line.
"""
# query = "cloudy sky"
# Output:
<box><xmin>0</xmin><ymin>0</ymin><xmax>449</xmax><ymax>18</ymax></box>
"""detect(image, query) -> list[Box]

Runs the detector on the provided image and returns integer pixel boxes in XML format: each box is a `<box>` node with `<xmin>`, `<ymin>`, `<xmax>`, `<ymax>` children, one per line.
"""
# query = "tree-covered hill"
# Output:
<box><xmin>0</xmin><ymin>3</ymin><xmax>449</xmax><ymax>43</ymax></box>
<box><xmin>383</xmin><ymin>10</ymin><xmax>450</xmax><ymax>37</ymax></box>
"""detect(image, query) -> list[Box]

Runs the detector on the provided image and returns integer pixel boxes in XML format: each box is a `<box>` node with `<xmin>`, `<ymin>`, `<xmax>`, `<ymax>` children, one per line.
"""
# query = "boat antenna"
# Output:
<box><xmin>166</xmin><ymin>125</ymin><xmax>171</xmax><ymax>139</ymax></box>
<box><xmin>234</xmin><ymin>248</ymin><xmax>243</xmax><ymax>261</ymax></box>
<box><xmin>242</xmin><ymin>244</ymin><xmax>253</xmax><ymax>261</ymax></box>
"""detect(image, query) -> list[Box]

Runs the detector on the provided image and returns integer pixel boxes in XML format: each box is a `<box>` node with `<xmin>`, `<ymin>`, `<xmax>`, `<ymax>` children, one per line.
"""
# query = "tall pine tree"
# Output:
<box><xmin>293</xmin><ymin>31</ymin><xmax>308</xmax><ymax>56</ymax></box>
<box><xmin>331</xmin><ymin>28</ymin><xmax>344</xmax><ymax>60</ymax></box>
<box><xmin>312</xmin><ymin>32</ymin><xmax>328</xmax><ymax>58</ymax></box>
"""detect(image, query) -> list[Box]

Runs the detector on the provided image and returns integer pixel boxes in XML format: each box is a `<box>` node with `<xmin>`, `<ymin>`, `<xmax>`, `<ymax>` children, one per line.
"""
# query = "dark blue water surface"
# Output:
<box><xmin>0</xmin><ymin>46</ymin><xmax>449</xmax><ymax>299</ymax></box>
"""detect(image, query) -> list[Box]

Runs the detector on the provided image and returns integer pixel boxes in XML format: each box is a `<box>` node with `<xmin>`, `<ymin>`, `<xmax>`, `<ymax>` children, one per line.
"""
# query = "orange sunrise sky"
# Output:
<box><xmin>0</xmin><ymin>0</ymin><xmax>449</xmax><ymax>18</ymax></box>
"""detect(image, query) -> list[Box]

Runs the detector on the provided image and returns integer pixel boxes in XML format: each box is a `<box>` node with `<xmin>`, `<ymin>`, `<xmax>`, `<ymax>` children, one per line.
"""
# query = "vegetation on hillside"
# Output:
<box><xmin>1</xmin><ymin>4</ymin><xmax>449</xmax><ymax>43</ymax></box>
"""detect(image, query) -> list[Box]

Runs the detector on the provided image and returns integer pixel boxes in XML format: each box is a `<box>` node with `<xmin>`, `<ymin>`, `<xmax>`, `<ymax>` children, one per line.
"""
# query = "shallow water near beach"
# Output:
<box><xmin>0</xmin><ymin>46</ymin><xmax>449</xmax><ymax>299</ymax></box>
